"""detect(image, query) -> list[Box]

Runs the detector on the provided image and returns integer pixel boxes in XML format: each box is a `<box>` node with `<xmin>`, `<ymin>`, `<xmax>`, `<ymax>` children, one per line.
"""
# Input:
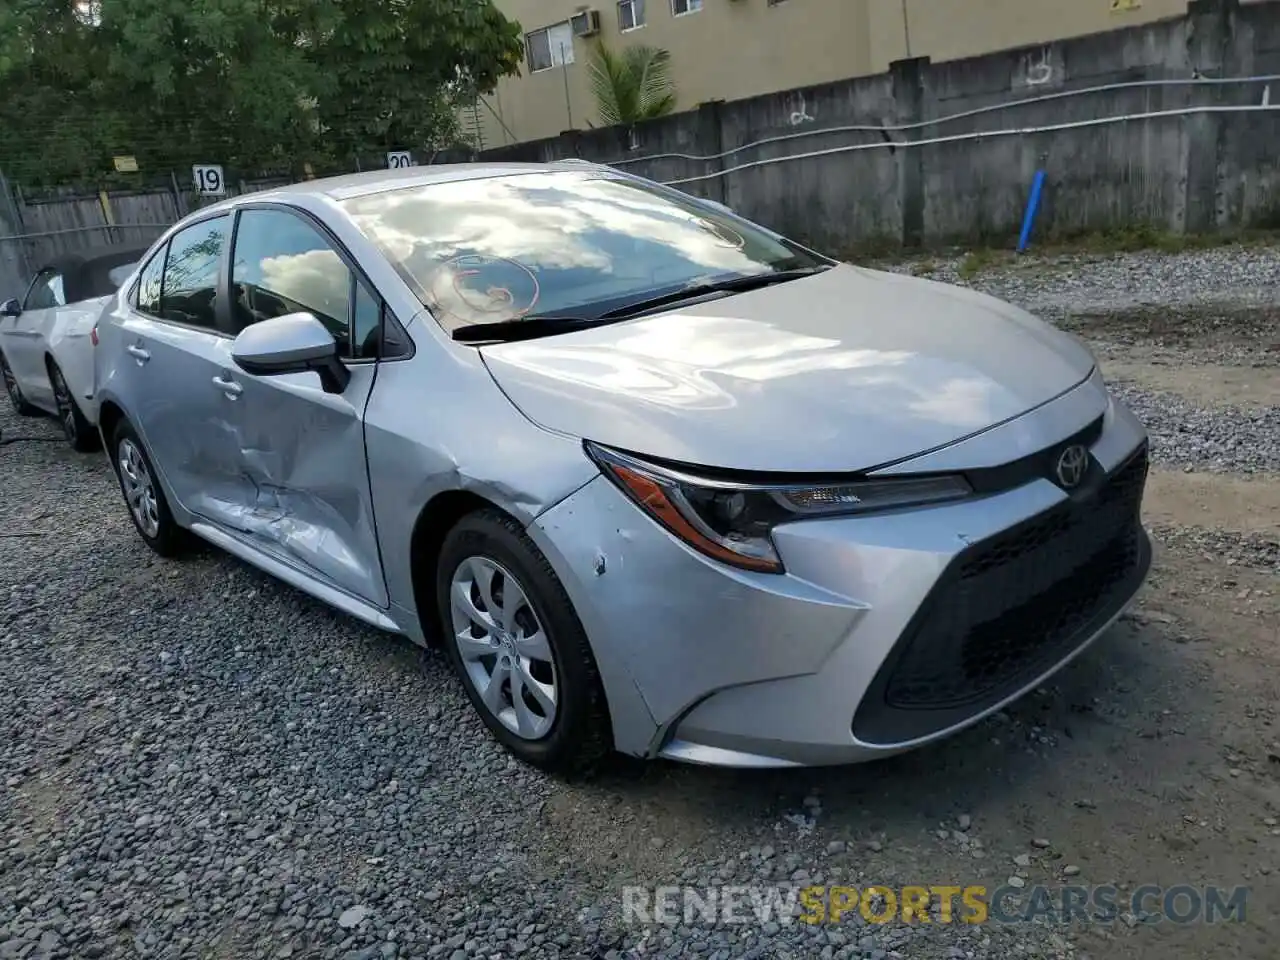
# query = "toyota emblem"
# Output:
<box><xmin>1054</xmin><ymin>444</ymin><xmax>1089</xmax><ymax>489</ymax></box>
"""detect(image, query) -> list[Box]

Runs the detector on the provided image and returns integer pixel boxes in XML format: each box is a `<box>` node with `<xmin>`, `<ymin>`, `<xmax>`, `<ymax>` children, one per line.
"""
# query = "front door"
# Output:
<box><xmin>215</xmin><ymin>206</ymin><xmax>388</xmax><ymax>608</ymax></box>
<box><xmin>3</xmin><ymin>269</ymin><xmax>64</xmax><ymax>406</ymax></box>
<box><xmin>116</xmin><ymin>215</ymin><xmax>248</xmax><ymax>526</ymax></box>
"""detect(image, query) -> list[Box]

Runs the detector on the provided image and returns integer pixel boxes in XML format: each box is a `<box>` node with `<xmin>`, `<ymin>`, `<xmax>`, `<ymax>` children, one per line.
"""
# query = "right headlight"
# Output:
<box><xmin>584</xmin><ymin>441</ymin><xmax>972</xmax><ymax>575</ymax></box>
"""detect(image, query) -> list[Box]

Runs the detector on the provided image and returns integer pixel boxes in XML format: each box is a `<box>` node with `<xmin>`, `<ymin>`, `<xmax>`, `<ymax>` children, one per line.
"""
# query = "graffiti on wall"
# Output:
<box><xmin>785</xmin><ymin>90</ymin><xmax>816</xmax><ymax>126</ymax></box>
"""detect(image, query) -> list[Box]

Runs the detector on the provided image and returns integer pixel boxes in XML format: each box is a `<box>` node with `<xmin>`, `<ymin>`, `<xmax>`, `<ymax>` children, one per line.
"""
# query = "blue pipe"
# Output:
<box><xmin>1017</xmin><ymin>169</ymin><xmax>1046</xmax><ymax>253</ymax></box>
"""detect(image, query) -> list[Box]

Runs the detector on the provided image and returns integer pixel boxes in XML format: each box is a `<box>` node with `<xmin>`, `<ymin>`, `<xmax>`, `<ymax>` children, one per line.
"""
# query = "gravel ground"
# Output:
<box><xmin>1105</xmin><ymin>385</ymin><xmax>1280</xmax><ymax>474</ymax></box>
<box><xmin>889</xmin><ymin>245</ymin><xmax>1280</xmax><ymax>316</ymax></box>
<box><xmin>2</xmin><ymin>245</ymin><xmax>1277</xmax><ymax>960</ymax></box>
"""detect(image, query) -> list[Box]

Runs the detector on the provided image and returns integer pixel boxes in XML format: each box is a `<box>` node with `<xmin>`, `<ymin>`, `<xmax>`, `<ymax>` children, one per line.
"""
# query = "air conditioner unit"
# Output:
<box><xmin>571</xmin><ymin>9</ymin><xmax>601</xmax><ymax>37</ymax></box>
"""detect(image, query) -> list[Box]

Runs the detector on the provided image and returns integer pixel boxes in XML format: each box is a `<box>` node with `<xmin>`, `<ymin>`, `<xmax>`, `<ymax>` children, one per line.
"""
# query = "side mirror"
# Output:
<box><xmin>231</xmin><ymin>312</ymin><xmax>350</xmax><ymax>394</ymax></box>
<box><xmin>0</xmin><ymin>298</ymin><xmax>21</xmax><ymax>318</ymax></box>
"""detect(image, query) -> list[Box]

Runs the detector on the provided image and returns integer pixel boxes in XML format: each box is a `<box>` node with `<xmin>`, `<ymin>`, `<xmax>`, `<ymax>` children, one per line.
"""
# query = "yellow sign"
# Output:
<box><xmin>1111</xmin><ymin>0</ymin><xmax>1142</xmax><ymax>11</ymax></box>
<box><xmin>112</xmin><ymin>155</ymin><xmax>139</xmax><ymax>173</ymax></box>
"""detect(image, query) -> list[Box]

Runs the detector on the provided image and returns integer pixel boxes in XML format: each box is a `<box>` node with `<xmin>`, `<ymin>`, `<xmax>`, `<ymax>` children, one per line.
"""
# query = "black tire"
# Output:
<box><xmin>0</xmin><ymin>350</ymin><xmax>40</xmax><ymax>416</ymax></box>
<box><xmin>110</xmin><ymin>419</ymin><xmax>189</xmax><ymax>558</ymax></box>
<box><xmin>435</xmin><ymin>509</ymin><xmax>611</xmax><ymax>774</ymax></box>
<box><xmin>48</xmin><ymin>359</ymin><xmax>99</xmax><ymax>452</ymax></box>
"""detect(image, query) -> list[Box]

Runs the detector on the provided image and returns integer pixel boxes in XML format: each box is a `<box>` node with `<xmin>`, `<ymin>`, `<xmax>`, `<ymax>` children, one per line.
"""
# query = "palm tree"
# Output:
<box><xmin>587</xmin><ymin>42</ymin><xmax>677</xmax><ymax>127</ymax></box>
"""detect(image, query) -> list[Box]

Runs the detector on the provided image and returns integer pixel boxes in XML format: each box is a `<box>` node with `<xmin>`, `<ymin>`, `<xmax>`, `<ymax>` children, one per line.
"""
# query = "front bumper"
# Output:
<box><xmin>528</xmin><ymin>374</ymin><xmax>1152</xmax><ymax>767</ymax></box>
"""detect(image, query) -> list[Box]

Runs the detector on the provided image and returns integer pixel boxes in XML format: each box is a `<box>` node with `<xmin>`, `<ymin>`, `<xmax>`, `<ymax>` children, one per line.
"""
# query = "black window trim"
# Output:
<box><xmin>227</xmin><ymin>201</ymin><xmax>414</xmax><ymax>364</ymax></box>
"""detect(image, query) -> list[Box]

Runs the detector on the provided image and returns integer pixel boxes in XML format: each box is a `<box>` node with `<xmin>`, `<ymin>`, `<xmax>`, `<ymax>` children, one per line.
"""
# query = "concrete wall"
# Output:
<box><xmin>482</xmin><ymin>0</ymin><xmax>1197</xmax><ymax>147</ymax></box>
<box><xmin>480</xmin><ymin>0</ymin><xmax>1280</xmax><ymax>251</ymax></box>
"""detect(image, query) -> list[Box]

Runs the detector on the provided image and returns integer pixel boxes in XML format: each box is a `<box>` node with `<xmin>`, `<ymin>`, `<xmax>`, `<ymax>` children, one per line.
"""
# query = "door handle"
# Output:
<box><xmin>126</xmin><ymin>344</ymin><xmax>150</xmax><ymax>363</ymax></box>
<box><xmin>212</xmin><ymin>374</ymin><xmax>243</xmax><ymax>398</ymax></box>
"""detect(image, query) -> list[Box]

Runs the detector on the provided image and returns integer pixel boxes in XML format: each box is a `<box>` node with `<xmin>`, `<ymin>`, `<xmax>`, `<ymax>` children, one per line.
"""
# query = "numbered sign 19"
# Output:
<box><xmin>192</xmin><ymin>164</ymin><xmax>226</xmax><ymax>196</ymax></box>
<box><xmin>386</xmin><ymin>151</ymin><xmax>414</xmax><ymax>169</ymax></box>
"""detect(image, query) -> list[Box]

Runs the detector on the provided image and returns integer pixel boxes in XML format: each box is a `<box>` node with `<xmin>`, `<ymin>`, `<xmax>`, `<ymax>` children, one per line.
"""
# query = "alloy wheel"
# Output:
<box><xmin>50</xmin><ymin>366</ymin><xmax>76</xmax><ymax>442</ymax></box>
<box><xmin>117</xmin><ymin>437</ymin><xmax>160</xmax><ymax>538</ymax></box>
<box><xmin>449</xmin><ymin>556</ymin><xmax>558</xmax><ymax>740</ymax></box>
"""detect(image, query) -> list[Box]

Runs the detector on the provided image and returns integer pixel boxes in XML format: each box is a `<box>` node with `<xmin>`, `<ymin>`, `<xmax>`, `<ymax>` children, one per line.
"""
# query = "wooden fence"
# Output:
<box><xmin>0</xmin><ymin>171</ymin><xmax>291</xmax><ymax>301</ymax></box>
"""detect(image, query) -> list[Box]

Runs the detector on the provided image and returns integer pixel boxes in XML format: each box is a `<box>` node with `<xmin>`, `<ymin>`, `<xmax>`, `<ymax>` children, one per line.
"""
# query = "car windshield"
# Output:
<box><xmin>342</xmin><ymin>171</ymin><xmax>829</xmax><ymax>331</ymax></box>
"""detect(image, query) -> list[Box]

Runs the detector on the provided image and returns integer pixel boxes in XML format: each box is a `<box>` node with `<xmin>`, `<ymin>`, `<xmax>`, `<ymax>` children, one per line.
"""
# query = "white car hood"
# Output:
<box><xmin>479</xmin><ymin>264</ymin><xmax>1096</xmax><ymax>473</ymax></box>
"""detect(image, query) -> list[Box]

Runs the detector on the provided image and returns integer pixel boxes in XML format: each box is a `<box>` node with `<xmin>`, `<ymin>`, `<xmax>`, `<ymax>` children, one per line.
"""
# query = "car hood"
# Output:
<box><xmin>479</xmin><ymin>264</ymin><xmax>1096</xmax><ymax>473</ymax></box>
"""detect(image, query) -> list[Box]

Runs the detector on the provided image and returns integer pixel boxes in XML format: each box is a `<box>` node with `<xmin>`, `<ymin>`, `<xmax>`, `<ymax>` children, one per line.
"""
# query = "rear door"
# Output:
<box><xmin>214</xmin><ymin>204</ymin><xmax>388</xmax><ymax>607</ymax></box>
<box><xmin>112</xmin><ymin>215</ymin><xmax>247</xmax><ymax>523</ymax></box>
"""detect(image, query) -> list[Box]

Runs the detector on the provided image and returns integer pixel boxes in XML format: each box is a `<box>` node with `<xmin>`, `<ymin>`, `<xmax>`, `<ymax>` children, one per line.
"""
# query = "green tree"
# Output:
<box><xmin>587</xmin><ymin>41</ymin><xmax>677</xmax><ymax>128</ymax></box>
<box><xmin>0</xmin><ymin>0</ymin><xmax>524</xmax><ymax>186</ymax></box>
<box><xmin>312</xmin><ymin>0</ymin><xmax>524</xmax><ymax>166</ymax></box>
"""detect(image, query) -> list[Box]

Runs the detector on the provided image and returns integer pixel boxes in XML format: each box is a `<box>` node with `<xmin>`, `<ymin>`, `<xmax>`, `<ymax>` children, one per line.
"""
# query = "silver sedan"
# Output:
<box><xmin>92</xmin><ymin>162</ymin><xmax>1151</xmax><ymax>771</ymax></box>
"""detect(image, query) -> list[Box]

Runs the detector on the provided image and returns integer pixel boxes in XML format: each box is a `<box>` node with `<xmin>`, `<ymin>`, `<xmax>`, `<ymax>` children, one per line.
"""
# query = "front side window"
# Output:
<box><xmin>526</xmin><ymin>22</ymin><xmax>574</xmax><ymax>72</ymax></box>
<box><xmin>159</xmin><ymin>216</ymin><xmax>229</xmax><ymax>330</ymax></box>
<box><xmin>230</xmin><ymin>209</ymin><xmax>353</xmax><ymax>347</ymax></box>
<box><xmin>619</xmin><ymin>0</ymin><xmax>645</xmax><ymax>30</ymax></box>
<box><xmin>672</xmin><ymin>0</ymin><xmax>702</xmax><ymax>15</ymax></box>
<box><xmin>25</xmin><ymin>271</ymin><xmax>65</xmax><ymax>310</ymax></box>
<box><xmin>229</xmin><ymin>207</ymin><xmax>391</xmax><ymax>359</ymax></box>
<box><xmin>343</xmin><ymin>171</ymin><xmax>827</xmax><ymax>334</ymax></box>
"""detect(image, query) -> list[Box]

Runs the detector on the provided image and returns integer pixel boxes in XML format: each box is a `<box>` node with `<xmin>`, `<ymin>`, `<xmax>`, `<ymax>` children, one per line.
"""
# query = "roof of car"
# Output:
<box><xmin>35</xmin><ymin>243</ymin><xmax>151</xmax><ymax>304</ymax></box>
<box><xmin>248</xmin><ymin>161</ymin><xmax>610</xmax><ymax>203</ymax></box>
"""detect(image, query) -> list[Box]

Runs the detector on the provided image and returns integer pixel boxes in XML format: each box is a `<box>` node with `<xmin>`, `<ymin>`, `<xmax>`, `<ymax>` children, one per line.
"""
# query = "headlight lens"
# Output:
<box><xmin>585</xmin><ymin>442</ymin><xmax>972</xmax><ymax>574</ymax></box>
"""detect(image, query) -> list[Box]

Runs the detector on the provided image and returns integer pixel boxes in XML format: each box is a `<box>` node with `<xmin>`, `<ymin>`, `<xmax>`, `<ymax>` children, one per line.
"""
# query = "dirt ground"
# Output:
<box><xmin>527</xmin><ymin>303</ymin><xmax>1280</xmax><ymax>960</ymax></box>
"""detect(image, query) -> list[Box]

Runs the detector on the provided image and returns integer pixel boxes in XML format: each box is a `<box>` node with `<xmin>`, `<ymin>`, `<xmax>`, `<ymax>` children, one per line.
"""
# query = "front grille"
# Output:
<box><xmin>853</xmin><ymin>444</ymin><xmax>1150</xmax><ymax>744</ymax></box>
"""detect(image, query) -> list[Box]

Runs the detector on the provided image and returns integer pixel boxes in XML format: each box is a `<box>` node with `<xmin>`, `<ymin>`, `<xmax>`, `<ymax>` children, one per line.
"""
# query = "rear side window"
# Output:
<box><xmin>159</xmin><ymin>216</ymin><xmax>229</xmax><ymax>331</ymax></box>
<box><xmin>135</xmin><ymin>252</ymin><xmax>165</xmax><ymax>315</ymax></box>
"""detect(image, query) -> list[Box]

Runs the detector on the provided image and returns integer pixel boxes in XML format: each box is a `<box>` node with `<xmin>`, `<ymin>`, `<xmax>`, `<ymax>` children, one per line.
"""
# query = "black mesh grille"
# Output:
<box><xmin>853</xmin><ymin>444</ymin><xmax>1150</xmax><ymax>744</ymax></box>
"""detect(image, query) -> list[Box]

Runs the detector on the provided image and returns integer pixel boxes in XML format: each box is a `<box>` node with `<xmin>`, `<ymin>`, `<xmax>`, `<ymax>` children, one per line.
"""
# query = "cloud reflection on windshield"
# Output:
<box><xmin>343</xmin><ymin>172</ymin><xmax>819</xmax><ymax>326</ymax></box>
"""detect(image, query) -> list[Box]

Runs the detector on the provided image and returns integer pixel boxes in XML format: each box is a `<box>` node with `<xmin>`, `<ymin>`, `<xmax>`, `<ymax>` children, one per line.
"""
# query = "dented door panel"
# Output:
<box><xmin>214</xmin><ymin>363</ymin><xmax>388</xmax><ymax>607</ymax></box>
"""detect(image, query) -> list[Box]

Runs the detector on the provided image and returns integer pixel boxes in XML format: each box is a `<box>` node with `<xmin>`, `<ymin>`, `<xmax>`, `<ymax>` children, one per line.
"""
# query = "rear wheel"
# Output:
<box><xmin>112</xmin><ymin>419</ymin><xmax>188</xmax><ymax>557</ymax></box>
<box><xmin>436</xmin><ymin>510</ymin><xmax>611</xmax><ymax>774</ymax></box>
<box><xmin>48</xmin><ymin>359</ymin><xmax>98</xmax><ymax>452</ymax></box>
<box><xmin>1</xmin><ymin>350</ymin><xmax>39</xmax><ymax>416</ymax></box>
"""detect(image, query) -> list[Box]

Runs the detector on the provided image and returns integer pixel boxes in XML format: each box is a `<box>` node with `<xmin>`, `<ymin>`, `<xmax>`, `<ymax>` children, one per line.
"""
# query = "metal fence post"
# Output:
<box><xmin>170</xmin><ymin>170</ymin><xmax>189</xmax><ymax>219</ymax></box>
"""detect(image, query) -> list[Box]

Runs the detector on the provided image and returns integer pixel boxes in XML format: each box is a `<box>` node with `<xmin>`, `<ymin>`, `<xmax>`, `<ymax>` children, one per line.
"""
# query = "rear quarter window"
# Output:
<box><xmin>134</xmin><ymin>249</ymin><xmax>165</xmax><ymax>316</ymax></box>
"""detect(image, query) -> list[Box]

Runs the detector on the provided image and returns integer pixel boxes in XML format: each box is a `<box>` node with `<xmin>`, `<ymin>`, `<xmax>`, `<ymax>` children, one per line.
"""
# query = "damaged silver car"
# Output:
<box><xmin>93</xmin><ymin>162</ymin><xmax>1151</xmax><ymax>772</ymax></box>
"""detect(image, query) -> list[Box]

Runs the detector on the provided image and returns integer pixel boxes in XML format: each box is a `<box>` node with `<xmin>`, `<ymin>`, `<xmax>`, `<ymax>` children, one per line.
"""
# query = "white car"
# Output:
<box><xmin>0</xmin><ymin>244</ymin><xmax>147</xmax><ymax>450</ymax></box>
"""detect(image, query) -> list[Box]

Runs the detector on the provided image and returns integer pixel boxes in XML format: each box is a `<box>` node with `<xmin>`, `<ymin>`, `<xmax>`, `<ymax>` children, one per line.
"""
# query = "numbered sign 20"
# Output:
<box><xmin>386</xmin><ymin>151</ymin><xmax>414</xmax><ymax>169</ymax></box>
<box><xmin>192</xmin><ymin>164</ymin><xmax>226</xmax><ymax>196</ymax></box>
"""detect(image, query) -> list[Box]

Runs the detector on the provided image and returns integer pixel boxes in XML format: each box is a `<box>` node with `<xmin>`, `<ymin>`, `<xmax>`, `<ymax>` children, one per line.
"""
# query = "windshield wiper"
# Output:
<box><xmin>451</xmin><ymin>314</ymin><xmax>604</xmax><ymax>343</ymax></box>
<box><xmin>594</xmin><ymin>265</ymin><xmax>833</xmax><ymax>321</ymax></box>
<box><xmin>449</xmin><ymin>264</ymin><xmax>834</xmax><ymax>343</ymax></box>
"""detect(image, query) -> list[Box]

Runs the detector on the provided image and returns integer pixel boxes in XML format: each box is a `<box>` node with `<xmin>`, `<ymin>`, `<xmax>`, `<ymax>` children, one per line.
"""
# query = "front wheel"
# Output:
<box><xmin>112</xmin><ymin>420</ymin><xmax>188</xmax><ymax>557</ymax></box>
<box><xmin>49</xmin><ymin>360</ymin><xmax>98</xmax><ymax>452</ymax></box>
<box><xmin>436</xmin><ymin>510</ymin><xmax>611</xmax><ymax>774</ymax></box>
<box><xmin>1</xmin><ymin>350</ymin><xmax>39</xmax><ymax>416</ymax></box>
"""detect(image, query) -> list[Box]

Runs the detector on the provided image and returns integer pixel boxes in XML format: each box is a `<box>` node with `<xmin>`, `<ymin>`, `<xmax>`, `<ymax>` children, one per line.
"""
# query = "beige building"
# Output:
<box><xmin>468</xmin><ymin>0</ymin><xmax>1195</xmax><ymax>148</ymax></box>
